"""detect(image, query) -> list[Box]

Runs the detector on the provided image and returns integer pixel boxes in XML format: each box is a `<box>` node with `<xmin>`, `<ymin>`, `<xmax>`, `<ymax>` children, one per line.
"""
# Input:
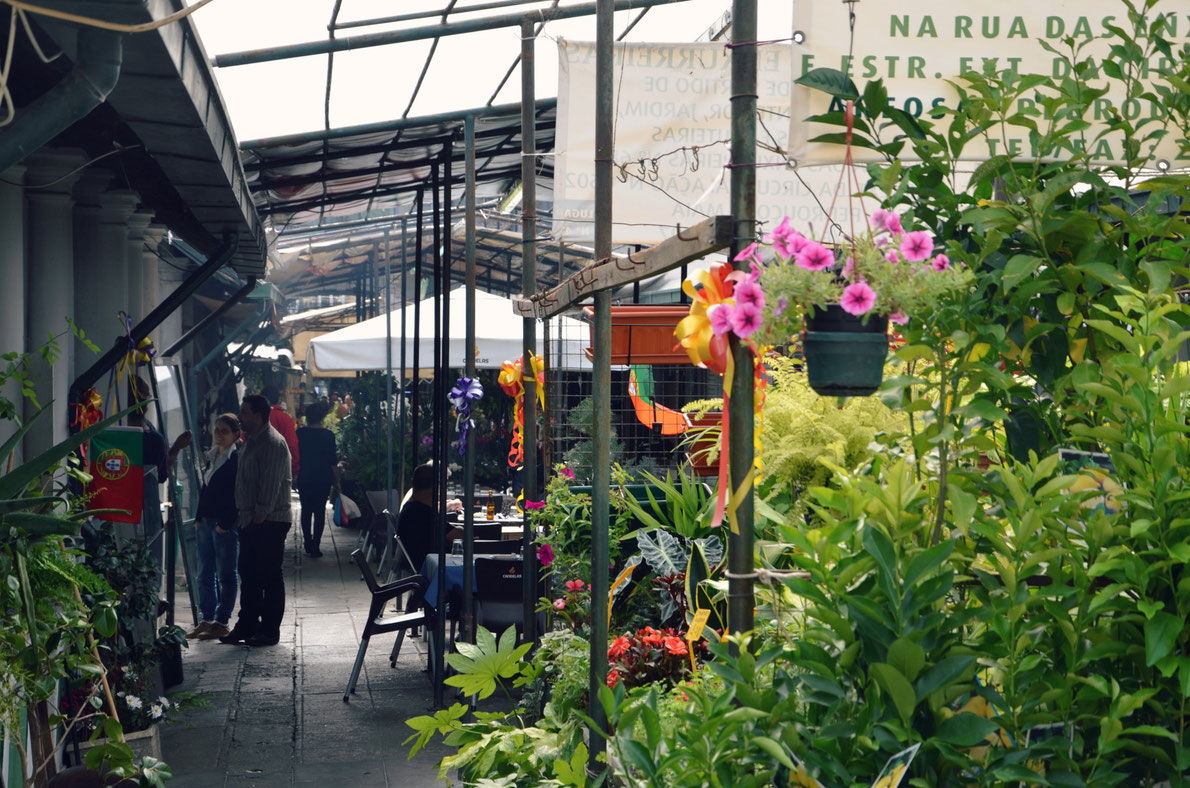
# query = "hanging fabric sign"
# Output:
<box><xmin>87</xmin><ymin>426</ymin><xmax>145</xmax><ymax>524</ymax></box>
<box><xmin>787</xmin><ymin>0</ymin><xmax>1190</xmax><ymax>167</ymax></box>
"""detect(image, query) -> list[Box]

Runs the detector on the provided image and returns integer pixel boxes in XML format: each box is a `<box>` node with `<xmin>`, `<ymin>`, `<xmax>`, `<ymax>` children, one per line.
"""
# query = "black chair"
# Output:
<box><xmin>472</xmin><ymin>539</ymin><xmax>523</xmax><ymax>554</ymax></box>
<box><xmin>474</xmin><ymin>557</ymin><xmax>528</xmax><ymax>637</ymax></box>
<box><xmin>472</xmin><ymin>522</ymin><xmax>505</xmax><ymax>541</ymax></box>
<box><xmin>344</xmin><ymin>549</ymin><xmax>429</xmax><ymax>702</ymax></box>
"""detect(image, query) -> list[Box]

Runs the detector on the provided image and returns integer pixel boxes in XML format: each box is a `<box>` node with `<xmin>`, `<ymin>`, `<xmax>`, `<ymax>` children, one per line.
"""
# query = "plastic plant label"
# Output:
<box><xmin>871</xmin><ymin>743</ymin><xmax>920</xmax><ymax>788</ymax></box>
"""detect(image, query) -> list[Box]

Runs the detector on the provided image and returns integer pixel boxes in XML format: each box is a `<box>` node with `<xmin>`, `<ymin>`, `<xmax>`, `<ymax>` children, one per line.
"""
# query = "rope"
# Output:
<box><xmin>1</xmin><ymin>0</ymin><xmax>217</xmax><ymax>34</ymax></box>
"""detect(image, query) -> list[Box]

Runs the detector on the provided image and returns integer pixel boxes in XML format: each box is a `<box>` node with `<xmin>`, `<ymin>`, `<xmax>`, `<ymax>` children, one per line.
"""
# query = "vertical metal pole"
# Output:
<box><xmin>728</xmin><ymin>0</ymin><xmax>757</xmax><ymax>639</ymax></box>
<box><xmin>588</xmin><ymin>0</ymin><xmax>613</xmax><ymax>775</ymax></box>
<box><xmin>412</xmin><ymin>190</ymin><xmax>424</xmax><ymax>467</ymax></box>
<box><xmin>463</xmin><ymin>114</ymin><xmax>478</xmax><ymax>643</ymax></box>
<box><xmin>398</xmin><ymin>219</ymin><xmax>409</xmax><ymax>498</ymax></box>
<box><xmin>385</xmin><ymin>230</ymin><xmax>394</xmax><ymax>514</ymax></box>
<box><xmin>431</xmin><ymin>162</ymin><xmax>447</xmax><ymax>706</ymax></box>
<box><xmin>519</xmin><ymin>15</ymin><xmax>539</xmax><ymax>644</ymax></box>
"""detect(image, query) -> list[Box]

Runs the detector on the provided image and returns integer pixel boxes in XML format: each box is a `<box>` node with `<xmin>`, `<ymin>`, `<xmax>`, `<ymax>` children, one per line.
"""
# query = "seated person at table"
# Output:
<box><xmin>397</xmin><ymin>464</ymin><xmax>460</xmax><ymax>571</ymax></box>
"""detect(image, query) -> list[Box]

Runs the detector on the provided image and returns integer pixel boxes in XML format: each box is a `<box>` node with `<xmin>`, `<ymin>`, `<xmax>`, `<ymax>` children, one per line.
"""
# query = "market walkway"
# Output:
<box><xmin>162</xmin><ymin>510</ymin><xmax>454</xmax><ymax>788</ymax></box>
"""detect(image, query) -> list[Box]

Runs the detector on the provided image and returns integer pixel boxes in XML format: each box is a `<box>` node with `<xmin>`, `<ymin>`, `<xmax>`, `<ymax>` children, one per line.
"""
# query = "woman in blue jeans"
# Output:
<box><xmin>187</xmin><ymin>413</ymin><xmax>242</xmax><ymax>640</ymax></box>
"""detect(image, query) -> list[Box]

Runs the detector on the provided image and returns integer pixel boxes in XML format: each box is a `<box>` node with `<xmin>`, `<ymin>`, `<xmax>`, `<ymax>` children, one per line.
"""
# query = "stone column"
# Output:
<box><xmin>24</xmin><ymin>150</ymin><xmax>85</xmax><ymax>458</ymax></box>
<box><xmin>125</xmin><ymin>211</ymin><xmax>153</xmax><ymax>324</ymax></box>
<box><xmin>142</xmin><ymin>225</ymin><xmax>167</xmax><ymax>323</ymax></box>
<box><xmin>72</xmin><ymin>170</ymin><xmax>112</xmax><ymax>373</ymax></box>
<box><xmin>0</xmin><ymin>165</ymin><xmax>26</xmax><ymax>465</ymax></box>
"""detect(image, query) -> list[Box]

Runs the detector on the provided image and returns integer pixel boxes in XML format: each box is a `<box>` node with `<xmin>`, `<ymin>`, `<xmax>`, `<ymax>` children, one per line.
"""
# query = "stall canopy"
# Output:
<box><xmin>307</xmin><ymin>288</ymin><xmax>594</xmax><ymax>372</ymax></box>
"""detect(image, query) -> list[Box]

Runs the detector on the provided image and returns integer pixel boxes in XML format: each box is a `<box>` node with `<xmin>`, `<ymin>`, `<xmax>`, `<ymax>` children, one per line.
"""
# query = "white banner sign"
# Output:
<box><xmin>788</xmin><ymin>0</ymin><xmax>1190</xmax><ymax>166</ymax></box>
<box><xmin>554</xmin><ymin>40</ymin><xmax>877</xmax><ymax>245</ymax></box>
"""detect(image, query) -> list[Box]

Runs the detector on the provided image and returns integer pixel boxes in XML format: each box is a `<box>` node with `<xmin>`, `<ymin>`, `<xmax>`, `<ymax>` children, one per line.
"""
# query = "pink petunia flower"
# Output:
<box><xmin>899</xmin><ymin>230</ymin><xmax>934</xmax><ymax>262</ymax></box>
<box><xmin>884</xmin><ymin>213</ymin><xmax>903</xmax><ymax>234</ymax></box>
<box><xmin>784</xmin><ymin>231</ymin><xmax>809</xmax><ymax>257</ymax></box>
<box><xmin>734</xmin><ymin>280</ymin><xmax>766</xmax><ymax>310</ymax></box>
<box><xmin>874</xmin><ymin>235</ymin><xmax>890</xmax><ymax>248</ymax></box>
<box><xmin>560</xmin><ymin>466</ymin><xmax>575</xmax><ymax>480</ymax></box>
<box><xmin>871</xmin><ymin>209</ymin><xmax>893</xmax><ymax>232</ymax></box>
<box><xmin>553</xmin><ymin>598</ymin><xmax>566</xmax><ymax>609</ymax></box>
<box><xmin>733</xmin><ymin>242</ymin><xmax>760</xmax><ymax>264</ymax></box>
<box><xmin>890</xmin><ymin>311</ymin><xmax>909</xmax><ymax>325</ymax></box>
<box><xmin>708</xmin><ymin>303</ymin><xmax>734</xmax><ymax>336</ymax></box>
<box><xmin>794</xmin><ymin>241</ymin><xmax>834</xmax><ymax>271</ymax></box>
<box><xmin>840</xmin><ymin>282</ymin><xmax>877</xmax><ymax>316</ymax></box>
<box><xmin>885</xmin><ymin>250</ymin><xmax>900</xmax><ymax>264</ymax></box>
<box><xmin>536</xmin><ymin>543</ymin><xmax>554</xmax><ymax>567</ymax></box>
<box><xmin>931</xmin><ymin>253</ymin><xmax>950</xmax><ymax>271</ymax></box>
<box><xmin>730</xmin><ymin>303</ymin><xmax>764</xmax><ymax>337</ymax></box>
<box><xmin>842</xmin><ymin>255</ymin><xmax>856</xmax><ymax>280</ymax></box>
<box><xmin>763</xmin><ymin>217</ymin><xmax>796</xmax><ymax>256</ymax></box>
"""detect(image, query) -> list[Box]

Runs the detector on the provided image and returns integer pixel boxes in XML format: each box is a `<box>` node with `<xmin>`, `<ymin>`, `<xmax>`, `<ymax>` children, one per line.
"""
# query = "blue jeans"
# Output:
<box><xmin>195</xmin><ymin>518</ymin><xmax>239</xmax><ymax>624</ymax></box>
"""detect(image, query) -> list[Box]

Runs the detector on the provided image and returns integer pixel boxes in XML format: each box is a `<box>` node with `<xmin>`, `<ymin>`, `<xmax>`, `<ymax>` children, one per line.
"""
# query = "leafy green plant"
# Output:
<box><xmin>404</xmin><ymin>626</ymin><xmax>590</xmax><ymax>786</ymax></box>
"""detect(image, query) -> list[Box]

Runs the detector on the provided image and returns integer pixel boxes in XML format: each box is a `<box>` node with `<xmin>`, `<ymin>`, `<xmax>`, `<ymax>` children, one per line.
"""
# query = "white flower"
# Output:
<box><xmin>149</xmin><ymin>703</ymin><xmax>165</xmax><ymax>720</ymax></box>
<box><xmin>125</xmin><ymin>695</ymin><xmax>143</xmax><ymax>710</ymax></box>
<box><xmin>157</xmin><ymin>696</ymin><xmax>170</xmax><ymax>709</ymax></box>
<box><xmin>117</xmin><ymin>691</ymin><xmax>126</xmax><ymax>698</ymax></box>
<box><xmin>124</xmin><ymin>669</ymin><xmax>137</xmax><ymax>681</ymax></box>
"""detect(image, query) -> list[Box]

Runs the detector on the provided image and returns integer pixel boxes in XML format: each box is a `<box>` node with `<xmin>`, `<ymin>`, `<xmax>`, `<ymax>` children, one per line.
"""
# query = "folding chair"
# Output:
<box><xmin>344</xmin><ymin>549</ymin><xmax>429</xmax><ymax>702</ymax></box>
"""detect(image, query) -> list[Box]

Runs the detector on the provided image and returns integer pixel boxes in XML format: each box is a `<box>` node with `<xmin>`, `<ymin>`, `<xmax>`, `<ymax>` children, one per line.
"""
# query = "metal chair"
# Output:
<box><xmin>344</xmin><ymin>549</ymin><xmax>429</xmax><ymax>702</ymax></box>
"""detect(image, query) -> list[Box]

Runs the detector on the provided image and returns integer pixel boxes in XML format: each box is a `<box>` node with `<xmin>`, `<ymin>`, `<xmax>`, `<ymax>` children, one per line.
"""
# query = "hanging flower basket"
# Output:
<box><xmin>583</xmin><ymin>305</ymin><xmax>691</xmax><ymax>365</ymax></box>
<box><xmin>802</xmin><ymin>305</ymin><xmax>888</xmax><ymax>397</ymax></box>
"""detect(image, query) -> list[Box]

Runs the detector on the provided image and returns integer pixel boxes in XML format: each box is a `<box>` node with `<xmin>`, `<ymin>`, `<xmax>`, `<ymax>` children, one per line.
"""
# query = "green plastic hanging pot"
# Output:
<box><xmin>803</xmin><ymin>305</ymin><xmax>889</xmax><ymax>397</ymax></box>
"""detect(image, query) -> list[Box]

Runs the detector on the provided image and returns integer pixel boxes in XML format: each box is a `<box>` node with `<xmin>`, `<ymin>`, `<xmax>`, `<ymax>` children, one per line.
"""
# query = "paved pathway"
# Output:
<box><xmin>162</xmin><ymin>512</ymin><xmax>454</xmax><ymax>787</ymax></box>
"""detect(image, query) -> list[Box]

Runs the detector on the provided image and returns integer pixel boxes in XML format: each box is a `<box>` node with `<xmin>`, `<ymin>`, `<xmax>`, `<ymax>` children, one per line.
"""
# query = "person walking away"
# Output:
<box><xmin>188</xmin><ymin>413</ymin><xmax>242</xmax><ymax>640</ymax></box>
<box><xmin>262</xmin><ymin>385</ymin><xmax>300</xmax><ymax>479</ymax></box>
<box><xmin>221</xmin><ymin>395</ymin><xmax>292</xmax><ymax>647</ymax></box>
<box><xmin>296</xmin><ymin>401</ymin><xmax>340</xmax><ymax>557</ymax></box>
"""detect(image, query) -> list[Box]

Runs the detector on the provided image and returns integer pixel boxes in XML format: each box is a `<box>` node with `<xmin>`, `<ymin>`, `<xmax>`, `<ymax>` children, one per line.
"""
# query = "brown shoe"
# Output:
<box><xmin>186</xmin><ymin>622</ymin><xmax>212</xmax><ymax>639</ymax></box>
<box><xmin>199</xmin><ymin>623</ymin><xmax>231</xmax><ymax>640</ymax></box>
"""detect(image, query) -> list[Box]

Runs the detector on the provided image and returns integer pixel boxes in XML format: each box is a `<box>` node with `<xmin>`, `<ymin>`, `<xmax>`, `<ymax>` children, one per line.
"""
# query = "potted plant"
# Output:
<box><xmin>678</xmin><ymin>399</ymin><xmax>722</xmax><ymax>478</ymax></box>
<box><xmin>749</xmin><ymin>211</ymin><xmax>972</xmax><ymax>396</ymax></box>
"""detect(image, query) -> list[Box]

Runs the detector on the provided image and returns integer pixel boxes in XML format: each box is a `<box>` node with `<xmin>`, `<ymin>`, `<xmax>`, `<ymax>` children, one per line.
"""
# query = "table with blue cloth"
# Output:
<box><xmin>421</xmin><ymin>553</ymin><xmax>523</xmax><ymax>609</ymax></box>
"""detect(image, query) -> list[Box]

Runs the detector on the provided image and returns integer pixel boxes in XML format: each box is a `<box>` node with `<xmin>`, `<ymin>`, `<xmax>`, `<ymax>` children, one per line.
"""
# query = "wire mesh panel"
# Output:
<box><xmin>542</xmin><ymin>314</ymin><xmax>720</xmax><ymax>484</ymax></box>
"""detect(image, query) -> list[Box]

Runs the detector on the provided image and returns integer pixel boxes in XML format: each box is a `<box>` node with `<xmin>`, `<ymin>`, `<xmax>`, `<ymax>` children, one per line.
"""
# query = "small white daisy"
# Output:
<box><xmin>125</xmin><ymin>695</ymin><xmax>143</xmax><ymax>710</ymax></box>
<box><xmin>157</xmin><ymin>696</ymin><xmax>170</xmax><ymax>708</ymax></box>
<box><xmin>149</xmin><ymin>703</ymin><xmax>165</xmax><ymax>720</ymax></box>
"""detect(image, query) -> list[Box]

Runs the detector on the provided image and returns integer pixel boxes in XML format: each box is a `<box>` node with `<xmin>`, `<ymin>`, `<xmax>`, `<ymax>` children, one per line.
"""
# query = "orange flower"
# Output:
<box><xmin>641</xmin><ymin>627</ymin><xmax>663</xmax><ymax>646</ymax></box>
<box><xmin>608</xmin><ymin>636</ymin><xmax>631</xmax><ymax>659</ymax></box>
<box><xmin>606</xmin><ymin>669</ymin><xmax>621</xmax><ymax>687</ymax></box>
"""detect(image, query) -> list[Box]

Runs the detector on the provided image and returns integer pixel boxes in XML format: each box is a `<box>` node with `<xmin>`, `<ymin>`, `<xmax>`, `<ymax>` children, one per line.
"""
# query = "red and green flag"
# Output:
<box><xmin>88</xmin><ymin>427</ymin><xmax>144</xmax><ymax>524</ymax></box>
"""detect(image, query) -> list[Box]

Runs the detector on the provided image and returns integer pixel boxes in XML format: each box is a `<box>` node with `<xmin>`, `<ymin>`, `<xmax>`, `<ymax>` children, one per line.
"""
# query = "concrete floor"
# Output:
<box><xmin>161</xmin><ymin>515</ymin><xmax>456</xmax><ymax>787</ymax></box>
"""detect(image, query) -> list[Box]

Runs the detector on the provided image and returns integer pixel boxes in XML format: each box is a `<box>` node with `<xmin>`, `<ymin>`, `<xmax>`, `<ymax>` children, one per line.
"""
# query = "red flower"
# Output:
<box><xmin>608</xmin><ymin>636</ymin><xmax>631</xmax><ymax>659</ymax></box>
<box><xmin>663</xmin><ymin>636</ymin><xmax>688</xmax><ymax>656</ymax></box>
<box><xmin>641</xmin><ymin>627</ymin><xmax>663</xmax><ymax>646</ymax></box>
<box><xmin>607</xmin><ymin>669</ymin><xmax>621</xmax><ymax>687</ymax></box>
<box><xmin>565</xmin><ymin>579</ymin><xmax>585</xmax><ymax>592</ymax></box>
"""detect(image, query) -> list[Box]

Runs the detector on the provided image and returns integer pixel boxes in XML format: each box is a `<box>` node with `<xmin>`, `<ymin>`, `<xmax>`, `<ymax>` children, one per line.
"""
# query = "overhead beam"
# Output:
<box><xmin>242</xmin><ymin>99</ymin><xmax>555</xmax><ymax>149</ymax></box>
<box><xmin>511</xmin><ymin>215</ymin><xmax>732</xmax><ymax>318</ymax></box>
<box><xmin>211</xmin><ymin>0</ymin><xmax>693</xmax><ymax>68</ymax></box>
<box><xmin>334</xmin><ymin>0</ymin><xmax>549</xmax><ymax>30</ymax></box>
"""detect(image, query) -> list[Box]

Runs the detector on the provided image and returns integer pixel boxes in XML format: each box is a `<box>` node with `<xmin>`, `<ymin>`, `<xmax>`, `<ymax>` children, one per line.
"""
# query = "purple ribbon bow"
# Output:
<box><xmin>449</xmin><ymin>376</ymin><xmax>484</xmax><ymax>458</ymax></box>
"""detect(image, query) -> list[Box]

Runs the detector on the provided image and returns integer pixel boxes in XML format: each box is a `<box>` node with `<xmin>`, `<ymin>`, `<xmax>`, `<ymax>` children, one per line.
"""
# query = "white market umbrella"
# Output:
<box><xmin>307</xmin><ymin>288</ymin><xmax>593</xmax><ymax>372</ymax></box>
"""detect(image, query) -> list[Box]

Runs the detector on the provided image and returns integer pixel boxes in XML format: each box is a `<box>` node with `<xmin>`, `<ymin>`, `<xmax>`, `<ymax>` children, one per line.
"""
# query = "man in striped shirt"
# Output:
<box><xmin>221</xmin><ymin>394</ymin><xmax>293</xmax><ymax>647</ymax></box>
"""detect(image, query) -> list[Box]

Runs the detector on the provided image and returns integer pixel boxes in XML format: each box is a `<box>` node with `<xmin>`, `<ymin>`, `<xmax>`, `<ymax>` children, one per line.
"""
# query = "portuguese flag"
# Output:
<box><xmin>88</xmin><ymin>427</ymin><xmax>145</xmax><ymax>524</ymax></box>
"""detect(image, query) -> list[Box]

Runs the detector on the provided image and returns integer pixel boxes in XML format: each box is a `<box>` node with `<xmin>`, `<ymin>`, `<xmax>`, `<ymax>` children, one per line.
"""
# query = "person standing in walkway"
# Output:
<box><xmin>222</xmin><ymin>395</ymin><xmax>292</xmax><ymax>648</ymax></box>
<box><xmin>263</xmin><ymin>385</ymin><xmax>300</xmax><ymax>480</ymax></box>
<box><xmin>295</xmin><ymin>401</ymin><xmax>340</xmax><ymax>558</ymax></box>
<box><xmin>189</xmin><ymin>413</ymin><xmax>242</xmax><ymax>640</ymax></box>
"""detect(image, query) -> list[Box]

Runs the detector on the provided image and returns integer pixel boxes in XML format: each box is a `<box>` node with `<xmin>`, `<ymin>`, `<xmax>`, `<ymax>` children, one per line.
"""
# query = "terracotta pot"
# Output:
<box><xmin>684</xmin><ymin>411</ymin><xmax>722</xmax><ymax>477</ymax></box>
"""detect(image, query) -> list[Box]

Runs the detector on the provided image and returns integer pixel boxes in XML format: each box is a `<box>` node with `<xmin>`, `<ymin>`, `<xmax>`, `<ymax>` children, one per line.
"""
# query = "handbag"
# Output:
<box><xmin>340</xmin><ymin>494</ymin><xmax>361</xmax><ymax>520</ymax></box>
<box><xmin>332</xmin><ymin>495</ymin><xmax>344</xmax><ymax>527</ymax></box>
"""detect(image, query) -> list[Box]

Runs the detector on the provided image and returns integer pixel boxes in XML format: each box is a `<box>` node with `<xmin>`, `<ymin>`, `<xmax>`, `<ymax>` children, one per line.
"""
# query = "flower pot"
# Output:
<box><xmin>72</xmin><ymin>723</ymin><xmax>162</xmax><ymax>766</ymax></box>
<box><xmin>684</xmin><ymin>412</ymin><xmax>722</xmax><ymax>477</ymax></box>
<box><xmin>803</xmin><ymin>306</ymin><xmax>888</xmax><ymax>397</ymax></box>
<box><xmin>582</xmin><ymin>305</ymin><xmax>691</xmax><ymax>365</ymax></box>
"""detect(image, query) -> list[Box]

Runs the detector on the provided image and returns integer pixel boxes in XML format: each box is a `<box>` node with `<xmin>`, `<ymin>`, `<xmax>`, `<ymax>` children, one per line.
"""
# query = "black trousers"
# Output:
<box><xmin>298</xmin><ymin>487</ymin><xmax>330</xmax><ymax>550</ymax></box>
<box><xmin>232</xmin><ymin>520</ymin><xmax>291</xmax><ymax>638</ymax></box>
